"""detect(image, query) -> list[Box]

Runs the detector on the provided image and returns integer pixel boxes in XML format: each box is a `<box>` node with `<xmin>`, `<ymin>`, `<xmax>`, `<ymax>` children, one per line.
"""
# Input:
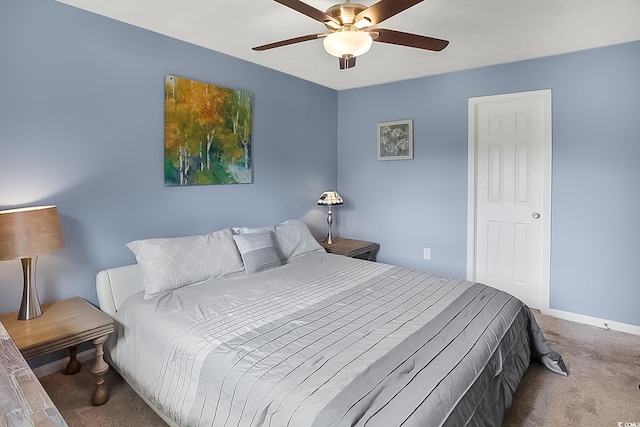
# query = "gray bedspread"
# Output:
<box><xmin>109</xmin><ymin>253</ymin><xmax>566</xmax><ymax>427</ymax></box>
<box><xmin>313</xmin><ymin>283</ymin><xmax>567</xmax><ymax>427</ymax></box>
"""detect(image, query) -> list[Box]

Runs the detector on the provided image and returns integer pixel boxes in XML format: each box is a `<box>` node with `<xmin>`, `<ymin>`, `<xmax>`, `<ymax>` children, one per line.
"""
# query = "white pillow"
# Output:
<box><xmin>233</xmin><ymin>231</ymin><xmax>282</xmax><ymax>273</ymax></box>
<box><xmin>127</xmin><ymin>228</ymin><xmax>244</xmax><ymax>299</ymax></box>
<box><xmin>274</xmin><ymin>219</ymin><xmax>325</xmax><ymax>260</ymax></box>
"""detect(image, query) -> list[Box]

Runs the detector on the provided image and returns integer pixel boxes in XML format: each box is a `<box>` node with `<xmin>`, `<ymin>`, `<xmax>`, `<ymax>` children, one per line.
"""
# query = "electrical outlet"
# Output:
<box><xmin>423</xmin><ymin>248</ymin><xmax>431</xmax><ymax>260</ymax></box>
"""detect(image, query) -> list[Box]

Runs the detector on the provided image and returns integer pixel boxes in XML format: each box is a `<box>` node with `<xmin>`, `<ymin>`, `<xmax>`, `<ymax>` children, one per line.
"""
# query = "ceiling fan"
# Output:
<box><xmin>253</xmin><ymin>0</ymin><xmax>449</xmax><ymax>69</ymax></box>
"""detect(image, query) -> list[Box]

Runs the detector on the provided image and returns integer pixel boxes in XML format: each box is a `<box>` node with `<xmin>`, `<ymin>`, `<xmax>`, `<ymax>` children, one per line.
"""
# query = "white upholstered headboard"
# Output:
<box><xmin>96</xmin><ymin>264</ymin><xmax>143</xmax><ymax>317</ymax></box>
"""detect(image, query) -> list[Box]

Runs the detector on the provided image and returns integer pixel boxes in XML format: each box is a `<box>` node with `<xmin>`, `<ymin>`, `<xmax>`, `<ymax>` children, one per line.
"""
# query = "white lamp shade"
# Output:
<box><xmin>323</xmin><ymin>30</ymin><xmax>373</xmax><ymax>58</ymax></box>
<box><xmin>317</xmin><ymin>190</ymin><xmax>344</xmax><ymax>206</ymax></box>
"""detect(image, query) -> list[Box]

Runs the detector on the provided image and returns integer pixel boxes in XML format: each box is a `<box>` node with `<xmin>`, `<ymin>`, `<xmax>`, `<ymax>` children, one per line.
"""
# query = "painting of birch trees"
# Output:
<box><xmin>164</xmin><ymin>75</ymin><xmax>253</xmax><ymax>185</ymax></box>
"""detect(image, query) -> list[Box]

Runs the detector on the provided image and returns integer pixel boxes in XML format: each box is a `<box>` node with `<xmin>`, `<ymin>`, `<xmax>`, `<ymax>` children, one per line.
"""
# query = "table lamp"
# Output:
<box><xmin>0</xmin><ymin>205</ymin><xmax>65</xmax><ymax>320</ymax></box>
<box><xmin>317</xmin><ymin>188</ymin><xmax>343</xmax><ymax>245</ymax></box>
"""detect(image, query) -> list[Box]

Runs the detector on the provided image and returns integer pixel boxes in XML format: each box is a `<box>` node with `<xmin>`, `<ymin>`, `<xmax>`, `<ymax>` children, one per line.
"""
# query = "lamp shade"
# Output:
<box><xmin>323</xmin><ymin>30</ymin><xmax>373</xmax><ymax>58</ymax></box>
<box><xmin>317</xmin><ymin>189</ymin><xmax>343</xmax><ymax>206</ymax></box>
<box><xmin>0</xmin><ymin>206</ymin><xmax>65</xmax><ymax>260</ymax></box>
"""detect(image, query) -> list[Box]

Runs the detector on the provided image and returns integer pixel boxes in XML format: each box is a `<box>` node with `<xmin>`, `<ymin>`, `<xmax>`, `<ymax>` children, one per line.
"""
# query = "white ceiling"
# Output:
<box><xmin>56</xmin><ymin>0</ymin><xmax>640</xmax><ymax>90</ymax></box>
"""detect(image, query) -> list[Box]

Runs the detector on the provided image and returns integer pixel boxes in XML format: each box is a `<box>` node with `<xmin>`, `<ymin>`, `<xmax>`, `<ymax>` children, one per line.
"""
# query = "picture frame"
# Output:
<box><xmin>377</xmin><ymin>119</ymin><xmax>413</xmax><ymax>160</ymax></box>
<box><xmin>164</xmin><ymin>74</ymin><xmax>253</xmax><ymax>186</ymax></box>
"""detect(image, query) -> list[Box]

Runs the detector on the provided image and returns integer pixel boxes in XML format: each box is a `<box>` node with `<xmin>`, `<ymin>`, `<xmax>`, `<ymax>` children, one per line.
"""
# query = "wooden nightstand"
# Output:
<box><xmin>319</xmin><ymin>237</ymin><xmax>380</xmax><ymax>261</ymax></box>
<box><xmin>0</xmin><ymin>297</ymin><xmax>115</xmax><ymax>406</ymax></box>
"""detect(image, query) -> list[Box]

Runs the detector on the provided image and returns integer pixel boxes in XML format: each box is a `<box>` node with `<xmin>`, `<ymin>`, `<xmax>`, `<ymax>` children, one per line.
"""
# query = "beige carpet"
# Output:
<box><xmin>503</xmin><ymin>312</ymin><xmax>640</xmax><ymax>426</ymax></box>
<box><xmin>39</xmin><ymin>364</ymin><xmax>167</xmax><ymax>427</ymax></box>
<box><xmin>40</xmin><ymin>312</ymin><xmax>640</xmax><ymax>426</ymax></box>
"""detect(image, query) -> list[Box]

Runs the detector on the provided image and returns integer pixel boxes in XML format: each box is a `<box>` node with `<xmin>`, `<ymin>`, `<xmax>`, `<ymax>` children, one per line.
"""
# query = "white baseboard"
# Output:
<box><xmin>32</xmin><ymin>348</ymin><xmax>96</xmax><ymax>378</ymax></box>
<box><xmin>548</xmin><ymin>308</ymin><xmax>640</xmax><ymax>336</ymax></box>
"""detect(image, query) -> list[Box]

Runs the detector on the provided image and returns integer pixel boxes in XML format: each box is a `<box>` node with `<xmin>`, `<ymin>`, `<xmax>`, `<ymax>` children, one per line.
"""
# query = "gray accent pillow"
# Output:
<box><xmin>231</xmin><ymin>225</ymin><xmax>275</xmax><ymax>235</ymax></box>
<box><xmin>233</xmin><ymin>231</ymin><xmax>282</xmax><ymax>273</ymax></box>
<box><xmin>274</xmin><ymin>219</ymin><xmax>325</xmax><ymax>260</ymax></box>
<box><xmin>127</xmin><ymin>228</ymin><xmax>244</xmax><ymax>299</ymax></box>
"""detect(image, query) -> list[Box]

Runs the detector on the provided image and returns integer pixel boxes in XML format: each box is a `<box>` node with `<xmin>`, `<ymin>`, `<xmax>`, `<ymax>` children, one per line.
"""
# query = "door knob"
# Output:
<box><xmin>532</xmin><ymin>213</ymin><xmax>541</xmax><ymax>219</ymax></box>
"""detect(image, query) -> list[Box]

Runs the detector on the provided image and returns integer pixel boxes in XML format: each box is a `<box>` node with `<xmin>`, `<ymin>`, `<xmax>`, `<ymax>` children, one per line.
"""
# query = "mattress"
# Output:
<box><xmin>105</xmin><ymin>252</ymin><xmax>565</xmax><ymax>427</ymax></box>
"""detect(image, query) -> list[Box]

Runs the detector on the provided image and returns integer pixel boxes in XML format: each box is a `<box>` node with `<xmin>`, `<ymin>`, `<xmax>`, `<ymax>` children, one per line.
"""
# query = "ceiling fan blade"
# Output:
<box><xmin>252</xmin><ymin>33</ymin><xmax>324</xmax><ymax>51</ymax></box>
<box><xmin>373</xmin><ymin>28</ymin><xmax>449</xmax><ymax>51</ymax></box>
<box><xmin>355</xmin><ymin>0</ymin><xmax>424</xmax><ymax>26</ymax></box>
<box><xmin>274</xmin><ymin>0</ymin><xmax>341</xmax><ymax>27</ymax></box>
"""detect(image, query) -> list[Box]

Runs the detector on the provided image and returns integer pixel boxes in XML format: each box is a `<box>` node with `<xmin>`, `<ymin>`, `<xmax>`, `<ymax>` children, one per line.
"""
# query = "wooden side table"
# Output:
<box><xmin>319</xmin><ymin>237</ymin><xmax>380</xmax><ymax>261</ymax></box>
<box><xmin>0</xmin><ymin>297</ymin><xmax>115</xmax><ymax>406</ymax></box>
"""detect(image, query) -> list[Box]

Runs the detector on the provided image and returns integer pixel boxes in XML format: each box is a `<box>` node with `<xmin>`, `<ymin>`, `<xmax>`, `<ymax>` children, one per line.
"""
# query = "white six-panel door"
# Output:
<box><xmin>467</xmin><ymin>90</ymin><xmax>552</xmax><ymax>312</ymax></box>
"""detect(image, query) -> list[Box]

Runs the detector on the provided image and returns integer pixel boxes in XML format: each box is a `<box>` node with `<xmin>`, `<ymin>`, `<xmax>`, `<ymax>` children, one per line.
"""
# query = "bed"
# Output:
<box><xmin>96</xmin><ymin>220</ymin><xmax>566</xmax><ymax>427</ymax></box>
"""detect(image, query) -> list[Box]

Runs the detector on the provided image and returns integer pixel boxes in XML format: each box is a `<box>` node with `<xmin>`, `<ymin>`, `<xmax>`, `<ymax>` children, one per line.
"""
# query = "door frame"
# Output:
<box><xmin>466</xmin><ymin>89</ymin><xmax>552</xmax><ymax>314</ymax></box>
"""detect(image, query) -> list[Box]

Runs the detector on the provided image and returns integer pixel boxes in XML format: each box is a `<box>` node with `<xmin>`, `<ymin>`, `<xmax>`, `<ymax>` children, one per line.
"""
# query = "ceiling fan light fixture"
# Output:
<box><xmin>354</xmin><ymin>17</ymin><xmax>371</xmax><ymax>29</ymax></box>
<box><xmin>324</xmin><ymin>20</ymin><xmax>342</xmax><ymax>30</ymax></box>
<box><xmin>323</xmin><ymin>29</ymin><xmax>373</xmax><ymax>59</ymax></box>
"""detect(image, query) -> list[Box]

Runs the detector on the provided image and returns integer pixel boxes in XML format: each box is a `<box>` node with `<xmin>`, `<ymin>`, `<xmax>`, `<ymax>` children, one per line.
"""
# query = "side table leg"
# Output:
<box><xmin>90</xmin><ymin>334</ymin><xmax>110</xmax><ymax>406</ymax></box>
<box><xmin>65</xmin><ymin>345</ymin><xmax>81</xmax><ymax>375</ymax></box>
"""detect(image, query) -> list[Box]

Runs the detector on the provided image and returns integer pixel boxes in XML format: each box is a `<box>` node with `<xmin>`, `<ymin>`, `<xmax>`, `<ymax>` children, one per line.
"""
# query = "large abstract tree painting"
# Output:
<box><xmin>164</xmin><ymin>75</ymin><xmax>253</xmax><ymax>185</ymax></box>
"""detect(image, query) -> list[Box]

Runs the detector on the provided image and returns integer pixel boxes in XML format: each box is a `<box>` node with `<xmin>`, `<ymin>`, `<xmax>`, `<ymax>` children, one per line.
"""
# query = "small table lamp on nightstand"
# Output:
<box><xmin>317</xmin><ymin>188</ymin><xmax>343</xmax><ymax>245</ymax></box>
<box><xmin>0</xmin><ymin>205</ymin><xmax>65</xmax><ymax>320</ymax></box>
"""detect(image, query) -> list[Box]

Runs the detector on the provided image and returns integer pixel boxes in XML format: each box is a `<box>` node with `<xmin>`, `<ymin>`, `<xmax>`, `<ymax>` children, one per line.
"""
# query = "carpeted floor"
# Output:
<box><xmin>39</xmin><ymin>311</ymin><xmax>640</xmax><ymax>426</ymax></box>
<box><xmin>39</xmin><ymin>364</ymin><xmax>167</xmax><ymax>426</ymax></box>
<box><xmin>502</xmin><ymin>312</ymin><xmax>640</xmax><ymax>426</ymax></box>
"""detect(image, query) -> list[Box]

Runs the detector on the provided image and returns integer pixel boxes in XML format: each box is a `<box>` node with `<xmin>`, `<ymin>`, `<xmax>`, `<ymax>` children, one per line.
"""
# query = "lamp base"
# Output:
<box><xmin>18</xmin><ymin>257</ymin><xmax>42</xmax><ymax>320</ymax></box>
<box><xmin>326</xmin><ymin>206</ymin><xmax>334</xmax><ymax>245</ymax></box>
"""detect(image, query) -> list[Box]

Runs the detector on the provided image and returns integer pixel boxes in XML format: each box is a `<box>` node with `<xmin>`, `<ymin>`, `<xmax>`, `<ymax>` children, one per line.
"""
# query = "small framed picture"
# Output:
<box><xmin>377</xmin><ymin>119</ymin><xmax>413</xmax><ymax>160</ymax></box>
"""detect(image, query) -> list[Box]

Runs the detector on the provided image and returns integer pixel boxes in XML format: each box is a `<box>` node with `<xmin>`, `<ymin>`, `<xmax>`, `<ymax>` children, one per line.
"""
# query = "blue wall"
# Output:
<box><xmin>0</xmin><ymin>0</ymin><xmax>338</xmax><ymax>316</ymax></box>
<box><xmin>336</xmin><ymin>41</ymin><xmax>640</xmax><ymax>327</ymax></box>
<box><xmin>1</xmin><ymin>0</ymin><xmax>638</xmax><ymax>335</ymax></box>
